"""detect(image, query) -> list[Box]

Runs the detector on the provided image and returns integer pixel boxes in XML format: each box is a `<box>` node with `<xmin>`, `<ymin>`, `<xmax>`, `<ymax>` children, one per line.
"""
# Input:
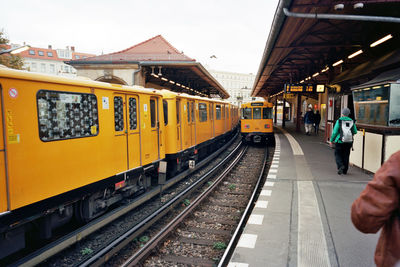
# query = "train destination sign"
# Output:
<box><xmin>284</xmin><ymin>84</ymin><xmax>325</xmax><ymax>93</ymax></box>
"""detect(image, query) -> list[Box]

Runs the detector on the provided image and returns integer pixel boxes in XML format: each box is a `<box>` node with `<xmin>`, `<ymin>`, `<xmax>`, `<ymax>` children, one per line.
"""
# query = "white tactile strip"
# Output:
<box><xmin>228</xmin><ymin>263</ymin><xmax>249</xmax><ymax>267</ymax></box>
<box><xmin>237</xmin><ymin>234</ymin><xmax>258</xmax><ymax>248</ymax></box>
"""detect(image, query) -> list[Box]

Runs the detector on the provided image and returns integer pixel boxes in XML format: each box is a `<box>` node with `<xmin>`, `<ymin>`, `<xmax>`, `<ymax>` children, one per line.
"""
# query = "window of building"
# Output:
<box><xmin>129</xmin><ymin>97</ymin><xmax>138</xmax><ymax>129</ymax></box>
<box><xmin>49</xmin><ymin>64</ymin><xmax>55</xmax><ymax>73</ymax></box>
<box><xmin>75</xmin><ymin>55</ymin><xmax>80</xmax><ymax>59</ymax></box>
<box><xmin>37</xmin><ymin>90</ymin><xmax>99</xmax><ymax>141</ymax></box>
<box><xmin>163</xmin><ymin>100</ymin><xmax>168</xmax><ymax>125</ymax></box>
<box><xmin>199</xmin><ymin>103</ymin><xmax>207</xmax><ymax>122</ymax></box>
<box><xmin>150</xmin><ymin>99</ymin><xmax>156</xmax><ymax>128</ymax></box>
<box><xmin>114</xmin><ymin>96</ymin><xmax>124</xmax><ymax>131</ymax></box>
<box><xmin>29</xmin><ymin>50</ymin><xmax>35</xmax><ymax>55</ymax></box>
<box><xmin>216</xmin><ymin>105</ymin><xmax>221</xmax><ymax>120</ymax></box>
<box><xmin>41</xmin><ymin>63</ymin><xmax>46</xmax><ymax>72</ymax></box>
<box><xmin>47</xmin><ymin>52</ymin><xmax>53</xmax><ymax>57</ymax></box>
<box><xmin>38</xmin><ymin>51</ymin><xmax>44</xmax><ymax>56</ymax></box>
<box><xmin>59</xmin><ymin>50</ymin><xmax>65</xmax><ymax>58</ymax></box>
<box><xmin>31</xmin><ymin>62</ymin><xmax>37</xmax><ymax>71</ymax></box>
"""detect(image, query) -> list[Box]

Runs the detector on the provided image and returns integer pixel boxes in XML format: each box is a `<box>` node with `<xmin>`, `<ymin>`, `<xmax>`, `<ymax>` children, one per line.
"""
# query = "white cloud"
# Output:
<box><xmin>1</xmin><ymin>0</ymin><xmax>278</xmax><ymax>73</ymax></box>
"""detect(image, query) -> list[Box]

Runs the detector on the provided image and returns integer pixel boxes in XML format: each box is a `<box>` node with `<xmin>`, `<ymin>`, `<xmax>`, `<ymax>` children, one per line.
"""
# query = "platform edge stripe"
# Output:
<box><xmin>279</xmin><ymin>127</ymin><xmax>304</xmax><ymax>155</ymax></box>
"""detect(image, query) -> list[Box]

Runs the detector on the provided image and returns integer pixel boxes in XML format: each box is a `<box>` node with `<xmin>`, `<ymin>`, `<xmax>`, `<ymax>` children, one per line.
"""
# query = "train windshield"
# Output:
<box><xmin>263</xmin><ymin>108</ymin><xmax>273</xmax><ymax>119</ymax></box>
<box><xmin>253</xmin><ymin>108</ymin><xmax>262</xmax><ymax>119</ymax></box>
<box><xmin>241</xmin><ymin>108</ymin><xmax>252</xmax><ymax>119</ymax></box>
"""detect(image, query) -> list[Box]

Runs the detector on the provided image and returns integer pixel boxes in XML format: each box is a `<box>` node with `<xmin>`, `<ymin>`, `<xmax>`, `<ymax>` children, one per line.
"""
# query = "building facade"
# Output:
<box><xmin>14</xmin><ymin>44</ymin><xmax>95</xmax><ymax>78</ymax></box>
<box><xmin>207</xmin><ymin>69</ymin><xmax>263</xmax><ymax>105</ymax></box>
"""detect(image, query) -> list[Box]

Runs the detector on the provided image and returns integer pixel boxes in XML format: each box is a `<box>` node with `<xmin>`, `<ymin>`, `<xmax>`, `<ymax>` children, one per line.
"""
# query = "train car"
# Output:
<box><xmin>240</xmin><ymin>101</ymin><xmax>274</xmax><ymax>144</ymax></box>
<box><xmin>0</xmin><ymin>67</ymin><xmax>166</xmax><ymax>258</ymax></box>
<box><xmin>0</xmin><ymin>68</ymin><xmax>238</xmax><ymax>259</ymax></box>
<box><xmin>160</xmin><ymin>90</ymin><xmax>237</xmax><ymax>176</ymax></box>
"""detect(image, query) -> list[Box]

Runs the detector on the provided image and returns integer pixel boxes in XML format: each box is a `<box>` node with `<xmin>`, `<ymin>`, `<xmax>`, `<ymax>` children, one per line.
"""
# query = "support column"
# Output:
<box><xmin>296</xmin><ymin>94</ymin><xmax>301</xmax><ymax>132</ymax></box>
<box><xmin>282</xmin><ymin>96</ymin><xmax>286</xmax><ymax>128</ymax></box>
<box><xmin>274</xmin><ymin>97</ymin><xmax>278</xmax><ymax>124</ymax></box>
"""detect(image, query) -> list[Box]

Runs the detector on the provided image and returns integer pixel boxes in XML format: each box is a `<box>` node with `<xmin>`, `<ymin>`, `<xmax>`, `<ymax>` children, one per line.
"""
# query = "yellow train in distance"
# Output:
<box><xmin>240</xmin><ymin>101</ymin><xmax>274</xmax><ymax>144</ymax></box>
<box><xmin>0</xmin><ymin>67</ymin><xmax>238</xmax><ymax>259</ymax></box>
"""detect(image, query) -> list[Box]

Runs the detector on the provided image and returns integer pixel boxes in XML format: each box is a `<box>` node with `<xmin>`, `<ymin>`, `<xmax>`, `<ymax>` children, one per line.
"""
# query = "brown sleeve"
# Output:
<box><xmin>351</xmin><ymin>151</ymin><xmax>400</xmax><ymax>233</ymax></box>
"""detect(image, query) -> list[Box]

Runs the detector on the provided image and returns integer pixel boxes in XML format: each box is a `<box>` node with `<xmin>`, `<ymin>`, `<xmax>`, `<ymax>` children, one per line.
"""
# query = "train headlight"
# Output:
<box><xmin>245</xmin><ymin>124</ymin><xmax>250</xmax><ymax>129</ymax></box>
<box><xmin>264</xmin><ymin>124</ymin><xmax>270</xmax><ymax>129</ymax></box>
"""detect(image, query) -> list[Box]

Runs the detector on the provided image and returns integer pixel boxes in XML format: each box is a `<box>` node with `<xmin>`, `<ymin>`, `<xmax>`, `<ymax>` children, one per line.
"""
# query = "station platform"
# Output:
<box><xmin>228</xmin><ymin>123</ymin><xmax>379</xmax><ymax>267</ymax></box>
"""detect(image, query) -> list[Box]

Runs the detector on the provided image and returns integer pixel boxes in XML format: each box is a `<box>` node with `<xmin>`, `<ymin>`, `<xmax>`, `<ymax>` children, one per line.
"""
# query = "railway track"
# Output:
<box><xmin>9</xmin><ymin>134</ymin><xmax>240</xmax><ymax>267</ymax></box>
<box><xmin>114</xmin><ymin>145</ymin><xmax>270</xmax><ymax>267</ymax></box>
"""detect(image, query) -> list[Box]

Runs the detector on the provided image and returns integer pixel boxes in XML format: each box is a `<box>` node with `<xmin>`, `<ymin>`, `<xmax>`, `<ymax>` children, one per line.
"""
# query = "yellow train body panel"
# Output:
<box><xmin>0</xmin><ymin>68</ymin><xmax>164</xmax><ymax>211</ymax></box>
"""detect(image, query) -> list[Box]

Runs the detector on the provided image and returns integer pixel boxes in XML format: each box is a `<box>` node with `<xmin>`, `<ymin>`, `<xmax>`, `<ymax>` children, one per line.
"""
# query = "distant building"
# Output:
<box><xmin>207</xmin><ymin>69</ymin><xmax>264</xmax><ymax>105</ymax></box>
<box><xmin>15</xmin><ymin>44</ymin><xmax>95</xmax><ymax>77</ymax></box>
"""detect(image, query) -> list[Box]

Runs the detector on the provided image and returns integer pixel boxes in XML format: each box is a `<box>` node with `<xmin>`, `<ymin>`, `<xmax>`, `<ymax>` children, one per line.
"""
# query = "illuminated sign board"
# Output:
<box><xmin>251</xmin><ymin>102</ymin><xmax>264</xmax><ymax>106</ymax></box>
<box><xmin>284</xmin><ymin>84</ymin><xmax>325</xmax><ymax>93</ymax></box>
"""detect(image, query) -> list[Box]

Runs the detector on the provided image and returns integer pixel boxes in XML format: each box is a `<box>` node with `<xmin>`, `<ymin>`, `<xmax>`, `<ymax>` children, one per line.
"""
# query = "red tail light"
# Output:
<box><xmin>265</xmin><ymin>124</ymin><xmax>270</xmax><ymax>129</ymax></box>
<box><xmin>245</xmin><ymin>124</ymin><xmax>250</xmax><ymax>129</ymax></box>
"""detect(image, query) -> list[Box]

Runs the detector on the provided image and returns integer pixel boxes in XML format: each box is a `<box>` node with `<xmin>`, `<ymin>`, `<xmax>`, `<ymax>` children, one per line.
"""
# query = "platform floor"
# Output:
<box><xmin>229</xmin><ymin>123</ymin><xmax>379</xmax><ymax>267</ymax></box>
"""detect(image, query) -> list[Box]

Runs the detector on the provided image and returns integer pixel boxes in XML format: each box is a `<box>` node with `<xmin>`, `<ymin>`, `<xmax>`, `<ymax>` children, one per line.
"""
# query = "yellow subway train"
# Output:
<box><xmin>240</xmin><ymin>101</ymin><xmax>274</xmax><ymax>144</ymax></box>
<box><xmin>0</xmin><ymin>67</ymin><xmax>238</xmax><ymax>259</ymax></box>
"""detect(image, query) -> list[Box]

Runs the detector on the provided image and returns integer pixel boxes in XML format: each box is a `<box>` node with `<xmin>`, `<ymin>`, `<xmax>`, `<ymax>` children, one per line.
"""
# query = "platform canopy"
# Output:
<box><xmin>68</xmin><ymin>35</ymin><xmax>229</xmax><ymax>99</ymax></box>
<box><xmin>253</xmin><ymin>0</ymin><xmax>400</xmax><ymax>98</ymax></box>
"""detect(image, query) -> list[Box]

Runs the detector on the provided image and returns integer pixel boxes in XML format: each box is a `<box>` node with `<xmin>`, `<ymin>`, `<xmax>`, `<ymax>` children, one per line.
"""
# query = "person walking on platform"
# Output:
<box><xmin>303</xmin><ymin>107</ymin><xmax>314</xmax><ymax>135</ymax></box>
<box><xmin>329</xmin><ymin>107</ymin><xmax>357</xmax><ymax>175</ymax></box>
<box><xmin>314</xmin><ymin>110</ymin><xmax>321</xmax><ymax>135</ymax></box>
<box><xmin>351</xmin><ymin>150</ymin><xmax>400</xmax><ymax>267</ymax></box>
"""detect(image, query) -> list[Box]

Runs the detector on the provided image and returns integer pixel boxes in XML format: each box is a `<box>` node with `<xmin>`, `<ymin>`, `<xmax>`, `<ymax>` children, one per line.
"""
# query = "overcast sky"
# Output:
<box><xmin>1</xmin><ymin>0</ymin><xmax>279</xmax><ymax>74</ymax></box>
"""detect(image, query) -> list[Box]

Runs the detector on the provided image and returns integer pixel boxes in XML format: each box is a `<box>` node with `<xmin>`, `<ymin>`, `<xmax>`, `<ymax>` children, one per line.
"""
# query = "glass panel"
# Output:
<box><xmin>187</xmin><ymin>102</ymin><xmax>190</xmax><ymax>122</ymax></box>
<box><xmin>263</xmin><ymin>108</ymin><xmax>273</xmax><ymax>119</ymax></box>
<box><xmin>176</xmin><ymin>100</ymin><xmax>180</xmax><ymax>124</ymax></box>
<box><xmin>209</xmin><ymin>103</ymin><xmax>213</xmax><ymax>120</ymax></box>
<box><xmin>163</xmin><ymin>100</ymin><xmax>168</xmax><ymax>126</ymax></box>
<box><xmin>129</xmin><ymin>98</ymin><xmax>137</xmax><ymax>130</ymax></box>
<box><xmin>114</xmin><ymin>96</ymin><xmax>124</xmax><ymax>131</ymax></box>
<box><xmin>242</xmin><ymin>108</ymin><xmax>252</xmax><ymax>119</ymax></box>
<box><xmin>216</xmin><ymin>105</ymin><xmax>221</xmax><ymax>120</ymax></box>
<box><xmin>253</xmin><ymin>107</ymin><xmax>261</xmax><ymax>119</ymax></box>
<box><xmin>199</xmin><ymin>103</ymin><xmax>207</xmax><ymax>122</ymax></box>
<box><xmin>191</xmin><ymin>102</ymin><xmax>195</xmax><ymax>122</ymax></box>
<box><xmin>150</xmin><ymin>99</ymin><xmax>156</xmax><ymax>128</ymax></box>
<box><xmin>37</xmin><ymin>90</ymin><xmax>99</xmax><ymax>141</ymax></box>
<box><xmin>389</xmin><ymin>84</ymin><xmax>400</xmax><ymax>126</ymax></box>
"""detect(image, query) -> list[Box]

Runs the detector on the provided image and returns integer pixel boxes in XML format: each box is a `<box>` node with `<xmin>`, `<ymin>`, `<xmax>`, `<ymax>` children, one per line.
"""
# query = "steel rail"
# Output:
<box><xmin>13</xmin><ymin>133</ymin><xmax>239</xmax><ymax>267</ymax></box>
<box><xmin>120</xmin><ymin>144</ymin><xmax>248</xmax><ymax>267</ymax></box>
<box><xmin>218</xmin><ymin>145</ymin><xmax>269</xmax><ymax>267</ymax></box>
<box><xmin>78</xmin><ymin>140</ymin><xmax>244</xmax><ymax>267</ymax></box>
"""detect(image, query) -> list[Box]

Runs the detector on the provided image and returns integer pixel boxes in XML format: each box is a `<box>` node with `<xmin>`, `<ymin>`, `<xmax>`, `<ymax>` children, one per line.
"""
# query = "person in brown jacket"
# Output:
<box><xmin>351</xmin><ymin>150</ymin><xmax>400</xmax><ymax>267</ymax></box>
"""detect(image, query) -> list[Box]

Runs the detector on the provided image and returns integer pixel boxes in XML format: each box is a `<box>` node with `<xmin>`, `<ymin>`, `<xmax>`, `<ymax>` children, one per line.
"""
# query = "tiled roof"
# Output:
<box><xmin>20</xmin><ymin>47</ymin><xmax>63</xmax><ymax>61</ymax></box>
<box><xmin>71</xmin><ymin>35</ymin><xmax>195</xmax><ymax>63</ymax></box>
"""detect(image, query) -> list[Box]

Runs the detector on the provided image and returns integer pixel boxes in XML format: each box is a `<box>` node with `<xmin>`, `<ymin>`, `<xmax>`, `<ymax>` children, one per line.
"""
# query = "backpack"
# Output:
<box><xmin>339</xmin><ymin>120</ymin><xmax>354</xmax><ymax>143</ymax></box>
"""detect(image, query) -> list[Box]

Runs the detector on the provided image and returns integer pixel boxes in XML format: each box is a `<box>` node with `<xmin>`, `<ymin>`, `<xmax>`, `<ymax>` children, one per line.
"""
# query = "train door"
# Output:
<box><xmin>149</xmin><ymin>97</ymin><xmax>160</xmax><ymax>160</ymax></box>
<box><xmin>113</xmin><ymin>94</ymin><xmax>129</xmax><ymax>170</ymax></box>
<box><xmin>209</xmin><ymin>103</ymin><xmax>214</xmax><ymax>137</ymax></box>
<box><xmin>127</xmin><ymin>96</ymin><xmax>141</xmax><ymax>168</ymax></box>
<box><xmin>189</xmin><ymin>101</ymin><xmax>196</xmax><ymax>146</ymax></box>
<box><xmin>0</xmin><ymin>85</ymin><xmax>8</xmax><ymax>213</ymax></box>
<box><xmin>176</xmin><ymin>99</ymin><xmax>182</xmax><ymax>151</ymax></box>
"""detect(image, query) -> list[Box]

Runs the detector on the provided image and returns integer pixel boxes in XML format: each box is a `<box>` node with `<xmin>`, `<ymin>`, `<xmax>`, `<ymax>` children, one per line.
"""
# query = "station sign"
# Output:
<box><xmin>284</xmin><ymin>84</ymin><xmax>325</xmax><ymax>93</ymax></box>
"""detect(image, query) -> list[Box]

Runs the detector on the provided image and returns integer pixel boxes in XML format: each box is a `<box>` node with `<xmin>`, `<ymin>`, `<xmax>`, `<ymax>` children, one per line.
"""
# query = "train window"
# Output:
<box><xmin>216</xmin><ymin>105</ymin><xmax>221</xmax><ymax>120</ymax></box>
<box><xmin>176</xmin><ymin>100</ymin><xmax>180</xmax><ymax>124</ymax></box>
<box><xmin>222</xmin><ymin>105</ymin><xmax>225</xmax><ymax>119</ymax></box>
<box><xmin>226</xmin><ymin>107</ymin><xmax>229</xmax><ymax>119</ymax></box>
<box><xmin>263</xmin><ymin>108</ymin><xmax>273</xmax><ymax>119</ymax></box>
<box><xmin>163</xmin><ymin>100</ymin><xmax>168</xmax><ymax>126</ymax></box>
<box><xmin>150</xmin><ymin>99</ymin><xmax>156</xmax><ymax>128</ymax></box>
<box><xmin>114</xmin><ymin>96</ymin><xmax>124</xmax><ymax>131</ymax></box>
<box><xmin>187</xmin><ymin>102</ymin><xmax>190</xmax><ymax>122</ymax></box>
<box><xmin>37</xmin><ymin>90</ymin><xmax>99</xmax><ymax>141</ymax></box>
<box><xmin>191</xmin><ymin>102</ymin><xmax>195</xmax><ymax>122</ymax></box>
<box><xmin>129</xmin><ymin>97</ymin><xmax>138</xmax><ymax>130</ymax></box>
<box><xmin>253</xmin><ymin>108</ymin><xmax>262</xmax><ymax>119</ymax></box>
<box><xmin>199</xmin><ymin>103</ymin><xmax>207</xmax><ymax>122</ymax></box>
<box><xmin>209</xmin><ymin>103</ymin><xmax>213</xmax><ymax>120</ymax></box>
<box><xmin>241</xmin><ymin>108</ymin><xmax>252</xmax><ymax>119</ymax></box>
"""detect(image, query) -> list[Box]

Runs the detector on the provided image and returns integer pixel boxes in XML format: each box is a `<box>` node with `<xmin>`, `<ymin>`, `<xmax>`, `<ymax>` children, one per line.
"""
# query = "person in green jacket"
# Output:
<box><xmin>329</xmin><ymin>107</ymin><xmax>357</xmax><ymax>175</ymax></box>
